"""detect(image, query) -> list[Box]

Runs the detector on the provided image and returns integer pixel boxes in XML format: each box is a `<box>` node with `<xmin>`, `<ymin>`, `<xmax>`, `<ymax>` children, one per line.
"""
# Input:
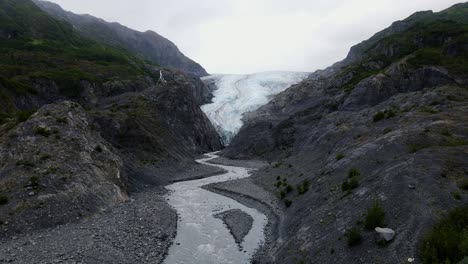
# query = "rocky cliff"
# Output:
<box><xmin>33</xmin><ymin>0</ymin><xmax>209</xmax><ymax>77</ymax></box>
<box><xmin>0</xmin><ymin>0</ymin><xmax>221</xmax><ymax>238</ymax></box>
<box><xmin>223</xmin><ymin>3</ymin><xmax>468</xmax><ymax>264</ymax></box>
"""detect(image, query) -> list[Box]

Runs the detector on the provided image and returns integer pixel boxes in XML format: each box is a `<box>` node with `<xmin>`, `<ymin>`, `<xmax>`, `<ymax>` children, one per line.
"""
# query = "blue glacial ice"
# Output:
<box><xmin>201</xmin><ymin>71</ymin><xmax>309</xmax><ymax>145</ymax></box>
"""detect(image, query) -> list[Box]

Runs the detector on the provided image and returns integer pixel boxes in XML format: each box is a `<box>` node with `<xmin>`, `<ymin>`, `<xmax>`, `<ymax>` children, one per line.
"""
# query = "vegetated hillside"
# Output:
<box><xmin>33</xmin><ymin>0</ymin><xmax>208</xmax><ymax>77</ymax></box>
<box><xmin>223</xmin><ymin>3</ymin><xmax>468</xmax><ymax>264</ymax></box>
<box><xmin>0</xmin><ymin>0</ymin><xmax>221</xmax><ymax>238</ymax></box>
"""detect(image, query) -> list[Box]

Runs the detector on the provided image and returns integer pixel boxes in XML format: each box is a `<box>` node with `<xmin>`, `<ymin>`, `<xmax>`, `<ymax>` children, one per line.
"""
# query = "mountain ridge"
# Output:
<box><xmin>33</xmin><ymin>0</ymin><xmax>208</xmax><ymax>77</ymax></box>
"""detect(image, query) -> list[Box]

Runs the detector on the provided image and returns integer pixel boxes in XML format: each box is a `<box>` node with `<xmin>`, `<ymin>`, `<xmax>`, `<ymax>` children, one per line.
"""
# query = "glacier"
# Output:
<box><xmin>201</xmin><ymin>71</ymin><xmax>310</xmax><ymax>145</ymax></box>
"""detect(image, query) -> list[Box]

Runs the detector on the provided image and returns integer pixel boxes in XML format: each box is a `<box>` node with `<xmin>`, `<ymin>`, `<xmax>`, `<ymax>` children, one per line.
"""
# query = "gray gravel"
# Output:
<box><xmin>0</xmin><ymin>188</ymin><xmax>176</xmax><ymax>264</ymax></box>
<box><xmin>214</xmin><ymin>209</ymin><xmax>253</xmax><ymax>248</ymax></box>
<box><xmin>203</xmin><ymin>158</ymin><xmax>284</xmax><ymax>263</ymax></box>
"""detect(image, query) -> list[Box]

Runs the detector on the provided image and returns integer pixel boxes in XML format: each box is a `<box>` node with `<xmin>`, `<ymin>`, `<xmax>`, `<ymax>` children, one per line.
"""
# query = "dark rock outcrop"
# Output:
<box><xmin>0</xmin><ymin>0</ymin><xmax>221</xmax><ymax>238</ymax></box>
<box><xmin>33</xmin><ymin>0</ymin><xmax>208</xmax><ymax>77</ymax></box>
<box><xmin>222</xmin><ymin>4</ymin><xmax>468</xmax><ymax>264</ymax></box>
<box><xmin>0</xmin><ymin>101</ymin><xmax>127</xmax><ymax>237</ymax></box>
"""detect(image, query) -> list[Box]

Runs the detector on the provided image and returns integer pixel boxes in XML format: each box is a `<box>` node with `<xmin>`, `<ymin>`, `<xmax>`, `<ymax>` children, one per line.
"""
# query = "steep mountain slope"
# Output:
<box><xmin>201</xmin><ymin>72</ymin><xmax>309</xmax><ymax>145</ymax></box>
<box><xmin>33</xmin><ymin>0</ymin><xmax>208</xmax><ymax>77</ymax></box>
<box><xmin>223</xmin><ymin>3</ymin><xmax>468</xmax><ymax>264</ymax></box>
<box><xmin>0</xmin><ymin>0</ymin><xmax>221</xmax><ymax>237</ymax></box>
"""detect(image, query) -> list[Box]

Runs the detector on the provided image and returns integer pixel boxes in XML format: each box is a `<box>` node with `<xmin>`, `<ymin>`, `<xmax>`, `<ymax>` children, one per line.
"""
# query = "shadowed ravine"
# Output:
<box><xmin>164</xmin><ymin>153</ymin><xmax>268</xmax><ymax>264</ymax></box>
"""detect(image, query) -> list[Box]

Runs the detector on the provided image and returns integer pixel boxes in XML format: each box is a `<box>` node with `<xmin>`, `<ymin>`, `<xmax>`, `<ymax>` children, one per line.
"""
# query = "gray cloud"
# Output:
<box><xmin>46</xmin><ymin>0</ymin><xmax>461</xmax><ymax>74</ymax></box>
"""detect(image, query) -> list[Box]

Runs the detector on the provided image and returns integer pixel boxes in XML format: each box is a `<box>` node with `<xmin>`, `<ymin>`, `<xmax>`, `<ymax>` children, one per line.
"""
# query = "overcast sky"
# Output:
<box><xmin>46</xmin><ymin>0</ymin><xmax>461</xmax><ymax>74</ymax></box>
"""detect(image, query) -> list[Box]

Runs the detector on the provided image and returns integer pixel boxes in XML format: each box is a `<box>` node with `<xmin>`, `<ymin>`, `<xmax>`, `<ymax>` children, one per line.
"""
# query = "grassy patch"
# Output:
<box><xmin>0</xmin><ymin>195</ymin><xmax>8</xmax><ymax>205</ymax></box>
<box><xmin>452</xmin><ymin>191</ymin><xmax>462</xmax><ymax>200</ymax></box>
<box><xmin>458</xmin><ymin>178</ymin><xmax>468</xmax><ymax>190</ymax></box>
<box><xmin>35</xmin><ymin>127</ymin><xmax>51</xmax><ymax>137</ymax></box>
<box><xmin>346</xmin><ymin>227</ymin><xmax>363</xmax><ymax>247</ymax></box>
<box><xmin>365</xmin><ymin>201</ymin><xmax>386</xmax><ymax>230</ymax></box>
<box><xmin>420</xmin><ymin>206</ymin><xmax>468</xmax><ymax>264</ymax></box>
<box><xmin>297</xmin><ymin>180</ymin><xmax>310</xmax><ymax>195</ymax></box>
<box><xmin>373</xmin><ymin>107</ymin><xmax>398</xmax><ymax>122</ymax></box>
<box><xmin>336</xmin><ymin>153</ymin><xmax>345</xmax><ymax>161</ymax></box>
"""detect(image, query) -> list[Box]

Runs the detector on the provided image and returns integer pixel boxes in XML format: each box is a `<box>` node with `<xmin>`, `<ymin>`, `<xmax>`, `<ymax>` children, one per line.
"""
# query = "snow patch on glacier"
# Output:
<box><xmin>201</xmin><ymin>71</ymin><xmax>310</xmax><ymax>145</ymax></box>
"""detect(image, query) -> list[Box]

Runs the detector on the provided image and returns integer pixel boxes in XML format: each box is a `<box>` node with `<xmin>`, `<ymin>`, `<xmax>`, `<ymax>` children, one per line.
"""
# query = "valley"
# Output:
<box><xmin>0</xmin><ymin>1</ymin><xmax>467</xmax><ymax>264</ymax></box>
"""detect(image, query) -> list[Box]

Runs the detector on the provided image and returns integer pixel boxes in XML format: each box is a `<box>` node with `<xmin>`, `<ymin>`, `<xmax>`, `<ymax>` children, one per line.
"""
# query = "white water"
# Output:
<box><xmin>164</xmin><ymin>152</ymin><xmax>268</xmax><ymax>264</ymax></box>
<box><xmin>201</xmin><ymin>72</ymin><xmax>310</xmax><ymax>145</ymax></box>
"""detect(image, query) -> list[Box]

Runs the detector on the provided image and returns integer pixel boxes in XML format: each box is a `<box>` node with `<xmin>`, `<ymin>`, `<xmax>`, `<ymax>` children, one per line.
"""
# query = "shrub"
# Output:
<box><xmin>346</xmin><ymin>227</ymin><xmax>362</xmax><ymax>247</ymax></box>
<box><xmin>452</xmin><ymin>191</ymin><xmax>462</xmax><ymax>200</ymax></box>
<box><xmin>297</xmin><ymin>180</ymin><xmax>310</xmax><ymax>195</ymax></box>
<box><xmin>36</xmin><ymin>127</ymin><xmax>51</xmax><ymax>137</ymax></box>
<box><xmin>279</xmin><ymin>191</ymin><xmax>286</xmax><ymax>199</ymax></box>
<box><xmin>286</xmin><ymin>185</ymin><xmax>294</xmax><ymax>193</ymax></box>
<box><xmin>373</xmin><ymin>108</ymin><xmax>399</xmax><ymax>122</ymax></box>
<box><xmin>383</xmin><ymin>127</ymin><xmax>392</xmax><ymax>134</ymax></box>
<box><xmin>348</xmin><ymin>168</ymin><xmax>361</xmax><ymax>178</ymax></box>
<box><xmin>30</xmin><ymin>176</ymin><xmax>40</xmax><ymax>189</ymax></box>
<box><xmin>284</xmin><ymin>199</ymin><xmax>292</xmax><ymax>208</ymax></box>
<box><xmin>0</xmin><ymin>195</ymin><xmax>8</xmax><ymax>205</ymax></box>
<box><xmin>95</xmin><ymin>145</ymin><xmax>103</xmax><ymax>152</ymax></box>
<box><xmin>16</xmin><ymin>159</ymin><xmax>35</xmax><ymax>167</ymax></box>
<box><xmin>16</xmin><ymin>110</ymin><xmax>33</xmax><ymax>123</ymax></box>
<box><xmin>336</xmin><ymin>153</ymin><xmax>345</xmax><ymax>161</ymax></box>
<box><xmin>342</xmin><ymin>176</ymin><xmax>359</xmax><ymax>193</ymax></box>
<box><xmin>458</xmin><ymin>178</ymin><xmax>468</xmax><ymax>190</ymax></box>
<box><xmin>365</xmin><ymin>201</ymin><xmax>386</xmax><ymax>230</ymax></box>
<box><xmin>373</xmin><ymin>112</ymin><xmax>386</xmax><ymax>122</ymax></box>
<box><xmin>420</xmin><ymin>207</ymin><xmax>468</xmax><ymax>264</ymax></box>
<box><xmin>40</xmin><ymin>154</ymin><xmax>51</xmax><ymax>161</ymax></box>
<box><xmin>56</xmin><ymin>117</ymin><xmax>67</xmax><ymax>124</ymax></box>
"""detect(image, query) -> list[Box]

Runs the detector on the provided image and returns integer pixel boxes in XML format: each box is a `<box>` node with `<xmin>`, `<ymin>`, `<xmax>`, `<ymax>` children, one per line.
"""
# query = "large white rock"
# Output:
<box><xmin>375</xmin><ymin>227</ymin><xmax>395</xmax><ymax>242</ymax></box>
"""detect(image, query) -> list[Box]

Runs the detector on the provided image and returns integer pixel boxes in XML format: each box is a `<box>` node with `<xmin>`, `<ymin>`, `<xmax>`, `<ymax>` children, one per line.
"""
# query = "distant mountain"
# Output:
<box><xmin>223</xmin><ymin>3</ymin><xmax>468</xmax><ymax>264</ymax></box>
<box><xmin>201</xmin><ymin>72</ymin><xmax>309</xmax><ymax>145</ymax></box>
<box><xmin>33</xmin><ymin>0</ymin><xmax>208</xmax><ymax>77</ymax></box>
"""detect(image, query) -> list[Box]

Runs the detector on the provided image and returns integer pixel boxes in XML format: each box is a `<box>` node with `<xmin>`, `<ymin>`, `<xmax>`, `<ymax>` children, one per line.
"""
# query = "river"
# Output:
<box><xmin>164</xmin><ymin>152</ymin><xmax>268</xmax><ymax>264</ymax></box>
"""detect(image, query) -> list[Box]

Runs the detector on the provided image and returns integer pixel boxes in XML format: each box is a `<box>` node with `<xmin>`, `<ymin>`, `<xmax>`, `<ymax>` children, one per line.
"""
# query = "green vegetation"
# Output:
<box><xmin>0</xmin><ymin>0</ymin><xmax>159</xmax><ymax>118</ymax></box>
<box><xmin>297</xmin><ymin>180</ymin><xmax>310</xmax><ymax>195</ymax></box>
<box><xmin>383</xmin><ymin>127</ymin><xmax>393</xmax><ymax>134</ymax></box>
<box><xmin>336</xmin><ymin>153</ymin><xmax>345</xmax><ymax>161</ymax></box>
<box><xmin>452</xmin><ymin>191</ymin><xmax>462</xmax><ymax>200</ymax></box>
<box><xmin>348</xmin><ymin>168</ymin><xmax>361</xmax><ymax>178</ymax></box>
<box><xmin>342</xmin><ymin>176</ymin><xmax>359</xmax><ymax>193</ymax></box>
<box><xmin>421</xmin><ymin>106</ymin><xmax>440</xmax><ymax>114</ymax></box>
<box><xmin>35</xmin><ymin>127</ymin><xmax>51</xmax><ymax>137</ymax></box>
<box><xmin>420</xmin><ymin>206</ymin><xmax>468</xmax><ymax>264</ymax></box>
<box><xmin>409</xmin><ymin>143</ymin><xmax>431</xmax><ymax>153</ymax></box>
<box><xmin>284</xmin><ymin>199</ymin><xmax>292</xmax><ymax>208</ymax></box>
<box><xmin>373</xmin><ymin>107</ymin><xmax>398</xmax><ymax>122</ymax></box>
<box><xmin>56</xmin><ymin>117</ymin><xmax>67</xmax><ymax>124</ymax></box>
<box><xmin>40</xmin><ymin>154</ymin><xmax>51</xmax><ymax>161</ymax></box>
<box><xmin>346</xmin><ymin>227</ymin><xmax>362</xmax><ymax>247</ymax></box>
<box><xmin>30</xmin><ymin>176</ymin><xmax>40</xmax><ymax>189</ymax></box>
<box><xmin>286</xmin><ymin>185</ymin><xmax>294</xmax><ymax>193</ymax></box>
<box><xmin>95</xmin><ymin>145</ymin><xmax>103</xmax><ymax>152</ymax></box>
<box><xmin>365</xmin><ymin>201</ymin><xmax>386</xmax><ymax>230</ymax></box>
<box><xmin>16</xmin><ymin>159</ymin><xmax>34</xmax><ymax>167</ymax></box>
<box><xmin>336</xmin><ymin>4</ymin><xmax>468</xmax><ymax>94</ymax></box>
<box><xmin>0</xmin><ymin>195</ymin><xmax>8</xmax><ymax>205</ymax></box>
<box><xmin>458</xmin><ymin>178</ymin><xmax>468</xmax><ymax>190</ymax></box>
<box><xmin>279</xmin><ymin>191</ymin><xmax>286</xmax><ymax>199</ymax></box>
<box><xmin>342</xmin><ymin>169</ymin><xmax>361</xmax><ymax>193</ymax></box>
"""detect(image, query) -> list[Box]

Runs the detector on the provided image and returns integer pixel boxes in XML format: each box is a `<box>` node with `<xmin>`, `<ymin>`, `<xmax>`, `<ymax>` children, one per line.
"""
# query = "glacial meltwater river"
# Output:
<box><xmin>163</xmin><ymin>152</ymin><xmax>268</xmax><ymax>264</ymax></box>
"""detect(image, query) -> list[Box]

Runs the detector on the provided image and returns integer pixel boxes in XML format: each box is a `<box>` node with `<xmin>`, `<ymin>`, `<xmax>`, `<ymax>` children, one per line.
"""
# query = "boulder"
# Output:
<box><xmin>375</xmin><ymin>227</ymin><xmax>396</xmax><ymax>243</ymax></box>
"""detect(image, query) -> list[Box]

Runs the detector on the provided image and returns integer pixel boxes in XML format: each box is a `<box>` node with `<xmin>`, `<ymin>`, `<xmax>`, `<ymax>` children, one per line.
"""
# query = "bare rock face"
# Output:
<box><xmin>0</xmin><ymin>101</ymin><xmax>128</xmax><ymax>237</ymax></box>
